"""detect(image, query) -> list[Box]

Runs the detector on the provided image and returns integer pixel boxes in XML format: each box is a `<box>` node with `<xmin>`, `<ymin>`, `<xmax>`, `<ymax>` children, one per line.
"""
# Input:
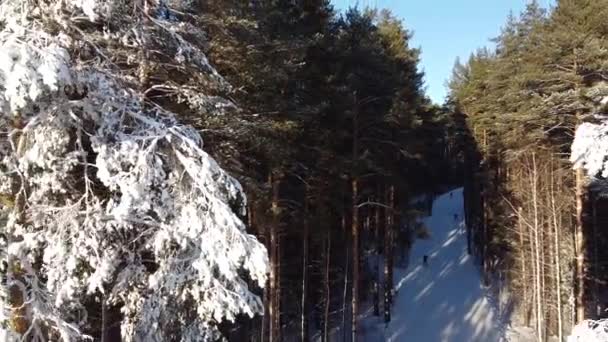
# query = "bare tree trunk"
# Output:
<box><xmin>540</xmin><ymin>176</ymin><xmax>547</xmax><ymax>342</ymax></box>
<box><xmin>517</xmin><ymin>207</ymin><xmax>529</xmax><ymax>327</ymax></box>
<box><xmin>574</xmin><ymin>167</ymin><xmax>585</xmax><ymax>323</ymax></box>
<box><xmin>351</xmin><ymin>92</ymin><xmax>360</xmax><ymax>342</ymax></box>
<box><xmin>276</xmin><ymin>226</ymin><xmax>282</xmax><ymax>342</ymax></box>
<box><xmin>259</xmin><ymin>201</ymin><xmax>268</xmax><ymax>342</ymax></box>
<box><xmin>351</xmin><ymin>177</ymin><xmax>359</xmax><ymax>342</ymax></box>
<box><xmin>341</xmin><ymin>202</ymin><xmax>348</xmax><ymax>342</ymax></box>
<box><xmin>384</xmin><ymin>184</ymin><xmax>395</xmax><ymax>323</ymax></box>
<box><xmin>550</xmin><ymin>165</ymin><xmax>563</xmax><ymax>342</ymax></box>
<box><xmin>301</xmin><ymin>185</ymin><xmax>309</xmax><ymax>342</ymax></box>
<box><xmin>592</xmin><ymin>197</ymin><xmax>599</xmax><ymax>318</ymax></box>
<box><xmin>342</xmin><ymin>244</ymin><xmax>349</xmax><ymax>342</ymax></box>
<box><xmin>263</xmin><ymin>268</ymin><xmax>269</xmax><ymax>342</ymax></box>
<box><xmin>101</xmin><ymin>295</ymin><xmax>108</xmax><ymax>342</ymax></box>
<box><xmin>373</xmin><ymin>191</ymin><xmax>381</xmax><ymax>317</ymax></box>
<box><xmin>269</xmin><ymin>172</ymin><xmax>281</xmax><ymax>342</ymax></box>
<box><xmin>481</xmin><ymin>183</ymin><xmax>489</xmax><ymax>285</ymax></box>
<box><xmin>528</xmin><ymin>202</ymin><xmax>537</xmax><ymax>332</ymax></box>
<box><xmin>532</xmin><ymin>154</ymin><xmax>543</xmax><ymax>342</ymax></box>
<box><xmin>324</xmin><ymin>230</ymin><xmax>331</xmax><ymax>342</ymax></box>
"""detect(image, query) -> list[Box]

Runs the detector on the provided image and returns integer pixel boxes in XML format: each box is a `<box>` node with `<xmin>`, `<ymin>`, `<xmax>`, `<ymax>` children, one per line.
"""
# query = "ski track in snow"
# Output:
<box><xmin>362</xmin><ymin>188</ymin><xmax>502</xmax><ymax>342</ymax></box>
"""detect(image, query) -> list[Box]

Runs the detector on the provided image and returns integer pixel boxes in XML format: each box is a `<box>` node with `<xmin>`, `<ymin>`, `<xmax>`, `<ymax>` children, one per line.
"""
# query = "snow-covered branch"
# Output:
<box><xmin>568</xmin><ymin>319</ymin><xmax>608</xmax><ymax>342</ymax></box>
<box><xmin>0</xmin><ymin>0</ymin><xmax>268</xmax><ymax>341</ymax></box>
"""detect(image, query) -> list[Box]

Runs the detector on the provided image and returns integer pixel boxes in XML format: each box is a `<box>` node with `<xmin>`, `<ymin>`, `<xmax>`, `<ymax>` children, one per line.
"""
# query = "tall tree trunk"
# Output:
<box><xmin>269</xmin><ymin>172</ymin><xmax>281</xmax><ymax>342</ymax></box>
<box><xmin>592</xmin><ymin>197</ymin><xmax>599</xmax><ymax>318</ymax></box>
<box><xmin>550</xmin><ymin>165</ymin><xmax>563</xmax><ymax>342</ymax></box>
<box><xmin>528</xmin><ymin>202</ymin><xmax>537</xmax><ymax>334</ymax></box>
<box><xmin>532</xmin><ymin>154</ymin><xmax>543</xmax><ymax>342</ymax></box>
<box><xmin>342</xmin><ymin>244</ymin><xmax>349</xmax><ymax>342</ymax></box>
<box><xmin>481</xmin><ymin>182</ymin><xmax>489</xmax><ymax>285</ymax></box>
<box><xmin>351</xmin><ymin>177</ymin><xmax>359</xmax><ymax>342</ymax></box>
<box><xmin>259</xmin><ymin>202</ymin><xmax>268</xmax><ymax>342</ymax></box>
<box><xmin>351</xmin><ymin>92</ymin><xmax>360</xmax><ymax>342</ymax></box>
<box><xmin>384</xmin><ymin>184</ymin><xmax>395</xmax><ymax>323</ymax></box>
<box><xmin>574</xmin><ymin>167</ymin><xmax>585</xmax><ymax>323</ymax></box>
<box><xmin>101</xmin><ymin>295</ymin><xmax>108</xmax><ymax>342</ymax></box>
<box><xmin>518</xmin><ymin>207</ymin><xmax>530</xmax><ymax>327</ymax></box>
<box><xmin>373</xmin><ymin>191</ymin><xmax>381</xmax><ymax>317</ymax></box>
<box><xmin>464</xmin><ymin>148</ymin><xmax>473</xmax><ymax>255</ymax></box>
<box><xmin>301</xmin><ymin>185</ymin><xmax>309</xmax><ymax>342</ymax></box>
<box><xmin>323</xmin><ymin>230</ymin><xmax>331</xmax><ymax>342</ymax></box>
<box><xmin>341</xmin><ymin>201</ymin><xmax>348</xmax><ymax>342</ymax></box>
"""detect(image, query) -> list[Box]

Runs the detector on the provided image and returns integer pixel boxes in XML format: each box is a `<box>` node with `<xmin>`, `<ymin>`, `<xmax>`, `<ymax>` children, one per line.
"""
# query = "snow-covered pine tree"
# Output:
<box><xmin>0</xmin><ymin>0</ymin><xmax>268</xmax><ymax>341</ymax></box>
<box><xmin>568</xmin><ymin>84</ymin><xmax>608</xmax><ymax>342</ymax></box>
<box><xmin>571</xmin><ymin>83</ymin><xmax>608</xmax><ymax>178</ymax></box>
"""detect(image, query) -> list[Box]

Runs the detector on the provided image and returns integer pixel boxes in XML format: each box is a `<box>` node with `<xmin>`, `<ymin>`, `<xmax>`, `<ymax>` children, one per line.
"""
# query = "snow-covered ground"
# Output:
<box><xmin>362</xmin><ymin>188</ymin><xmax>504</xmax><ymax>342</ymax></box>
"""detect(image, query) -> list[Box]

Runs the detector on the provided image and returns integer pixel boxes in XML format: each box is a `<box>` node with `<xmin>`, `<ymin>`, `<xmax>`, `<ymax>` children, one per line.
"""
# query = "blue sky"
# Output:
<box><xmin>331</xmin><ymin>0</ymin><xmax>554</xmax><ymax>104</ymax></box>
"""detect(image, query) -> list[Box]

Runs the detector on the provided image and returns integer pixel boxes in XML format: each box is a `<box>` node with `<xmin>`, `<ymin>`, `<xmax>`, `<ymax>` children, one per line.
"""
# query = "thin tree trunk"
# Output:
<box><xmin>342</xmin><ymin>244</ymin><xmax>349</xmax><ymax>342</ymax></box>
<box><xmin>101</xmin><ymin>295</ymin><xmax>108</xmax><ymax>342</ymax></box>
<box><xmin>550</xmin><ymin>166</ymin><xmax>563</xmax><ymax>342</ymax></box>
<box><xmin>260</xmin><ymin>201</ymin><xmax>267</xmax><ymax>342</ymax></box>
<box><xmin>269</xmin><ymin>172</ymin><xmax>281</xmax><ymax>342</ymax></box>
<box><xmin>592</xmin><ymin>197</ymin><xmax>599</xmax><ymax>318</ymax></box>
<box><xmin>384</xmin><ymin>184</ymin><xmax>395</xmax><ymax>323</ymax></box>
<box><xmin>324</xmin><ymin>230</ymin><xmax>331</xmax><ymax>342</ymax></box>
<box><xmin>518</xmin><ymin>207</ymin><xmax>529</xmax><ymax>327</ymax></box>
<box><xmin>351</xmin><ymin>92</ymin><xmax>360</xmax><ymax>342</ymax></box>
<box><xmin>528</xmin><ymin>201</ymin><xmax>537</xmax><ymax>334</ymax></box>
<box><xmin>532</xmin><ymin>154</ymin><xmax>543</xmax><ymax>342</ymax></box>
<box><xmin>373</xmin><ymin>192</ymin><xmax>381</xmax><ymax>317</ymax></box>
<box><xmin>277</xmin><ymin>226</ymin><xmax>282</xmax><ymax>342</ymax></box>
<box><xmin>351</xmin><ymin>177</ymin><xmax>359</xmax><ymax>342</ymax></box>
<box><xmin>301</xmin><ymin>185</ymin><xmax>309</xmax><ymax>342</ymax></box>
<box><xmin>574</xmin><ymin>167</ymin><xmax>585</xmax><ymax>323</ymax></box>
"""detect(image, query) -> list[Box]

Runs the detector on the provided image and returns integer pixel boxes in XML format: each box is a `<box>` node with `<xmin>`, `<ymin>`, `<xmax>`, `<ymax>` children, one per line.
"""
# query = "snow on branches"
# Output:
<box><xmin>568</xmin><ymin>319</ymin><xmax>608</xmax><ymax>342</ymax></box>
<box><xmin>571</xmin><ymin>121</ymin><xmax>608</xmax><ymax>178</ymax></box>
<box><xmin>0</xmin><ymin>0</ymin><xmax>268</xmax><ymax>341</ymax></box>
<box><xmin>571</xmin><ymin>84</ymin><xmax>608</xmax><ymax>179</ymax></box>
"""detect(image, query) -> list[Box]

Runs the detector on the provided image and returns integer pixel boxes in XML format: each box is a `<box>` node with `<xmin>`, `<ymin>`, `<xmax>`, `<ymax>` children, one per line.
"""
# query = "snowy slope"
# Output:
<box><xmin>362</xmin><ymin>188</ymin><xmax>502</xmax><ymax>342</ymax></box>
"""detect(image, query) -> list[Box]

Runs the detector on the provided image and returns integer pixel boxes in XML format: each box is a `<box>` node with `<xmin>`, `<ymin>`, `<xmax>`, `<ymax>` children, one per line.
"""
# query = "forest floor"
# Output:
<box><xmin>360</xmin><ymin>188</ymin><xmax>506</xmax><ymax>342</ymax></box>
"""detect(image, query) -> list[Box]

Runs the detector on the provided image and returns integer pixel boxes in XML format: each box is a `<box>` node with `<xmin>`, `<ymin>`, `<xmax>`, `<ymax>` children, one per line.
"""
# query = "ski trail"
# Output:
<box><xmin>362</xmin><ymin>187</ymin><xmax>502</xmax><ymax>342</ymax></box>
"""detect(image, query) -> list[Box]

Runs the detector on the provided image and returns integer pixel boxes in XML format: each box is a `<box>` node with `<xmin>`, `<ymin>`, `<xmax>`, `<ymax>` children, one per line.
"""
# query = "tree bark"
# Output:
<box><xmin>592</xmin><ymin>197</ymin><xmax>599</xmax><ymax>318</ymax></box>
<box><xmin>323</xmin><ymin>230</ymin><xmax>331</xmax><ymax>342</ymax></box>
<box><xmin>351</xmin><ymin>177</ymin><xmax>359</xmax><ymax>342</ymax></box>
<box><xmin>531</xmin><ymin>154</ymin><xmax>543</xmax><ymax>342</ymax></box>
<box><xmin>301</xmin><ymin>185</ymin><xmax>309</xmax><ymax>342</ymax></box>
<box><xmin>373</xmin><ymin>191</ymin><xmax>381</xmax><ymax>317</ymax></box>
<box><xmin>550</xmin><ymin>166</ymin><xmax>563</xmax><ymax>342</ymax></box>
<box><xmin>342</xmin><ymin>244</ymin><xmax>349</xmax><ymax>342</ymax></box>
<box><xmin>269</xmin><ymin>172</ymin><xmax>281</xmax><ymax>342</ymax></box>
<box><xmin>8</xmin><ymin>117</ymin><xmax>28</xmax><ymax>335</ymax></box>
<box><xmin>574</xmin><ymin>167</ymin><xmax>585</xmax><ymax>323</ymax></box>
<box><xmin>517</xmin><ymin>207</ymin><xmax>530</xmax><ymax>327</ymax></box>
<box><xmin>384</xmin><ymin>184</ymin><xmax>395</xmax><ymax>323</ymax></box>
<box><xmin>351</xmin><ymin>91</ymin><xmax>360</xmax><ymax>342</ymax></box>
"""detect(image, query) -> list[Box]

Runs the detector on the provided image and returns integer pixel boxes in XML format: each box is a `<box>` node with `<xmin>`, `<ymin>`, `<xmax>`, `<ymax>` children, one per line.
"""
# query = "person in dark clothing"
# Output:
<box><xmin>454</xmin><ymin>213</ymin><xmax>458</xmax><ymax>221</ymax></box>
<box><xmin>423</xmin><ymin>255</ymin><xmax>429</xmax><ymax>266</ymax></box>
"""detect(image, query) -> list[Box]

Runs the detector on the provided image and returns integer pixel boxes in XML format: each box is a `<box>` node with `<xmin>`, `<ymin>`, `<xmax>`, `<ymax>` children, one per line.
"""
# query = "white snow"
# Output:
<box><xmin>362</xmin><ymin>188</ymin><xmax>502</xmax><ymax>342</ymax></box>
<box><xmin>571</xmin><ymin>121</ymin><xmax>608</xmax><ymax>178</ymax></box>
<box><xmin>568</xmin><ymin>319</ymin><xmax>608</xmax><ymax>342</ymax></box>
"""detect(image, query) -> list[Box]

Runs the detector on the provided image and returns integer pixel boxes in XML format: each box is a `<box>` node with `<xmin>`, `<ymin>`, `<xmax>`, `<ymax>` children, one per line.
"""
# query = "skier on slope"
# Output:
<box><xmin>423</xmin><ymin>255</ymin><xmax>429</xmax><ymax>266</ymax></box>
